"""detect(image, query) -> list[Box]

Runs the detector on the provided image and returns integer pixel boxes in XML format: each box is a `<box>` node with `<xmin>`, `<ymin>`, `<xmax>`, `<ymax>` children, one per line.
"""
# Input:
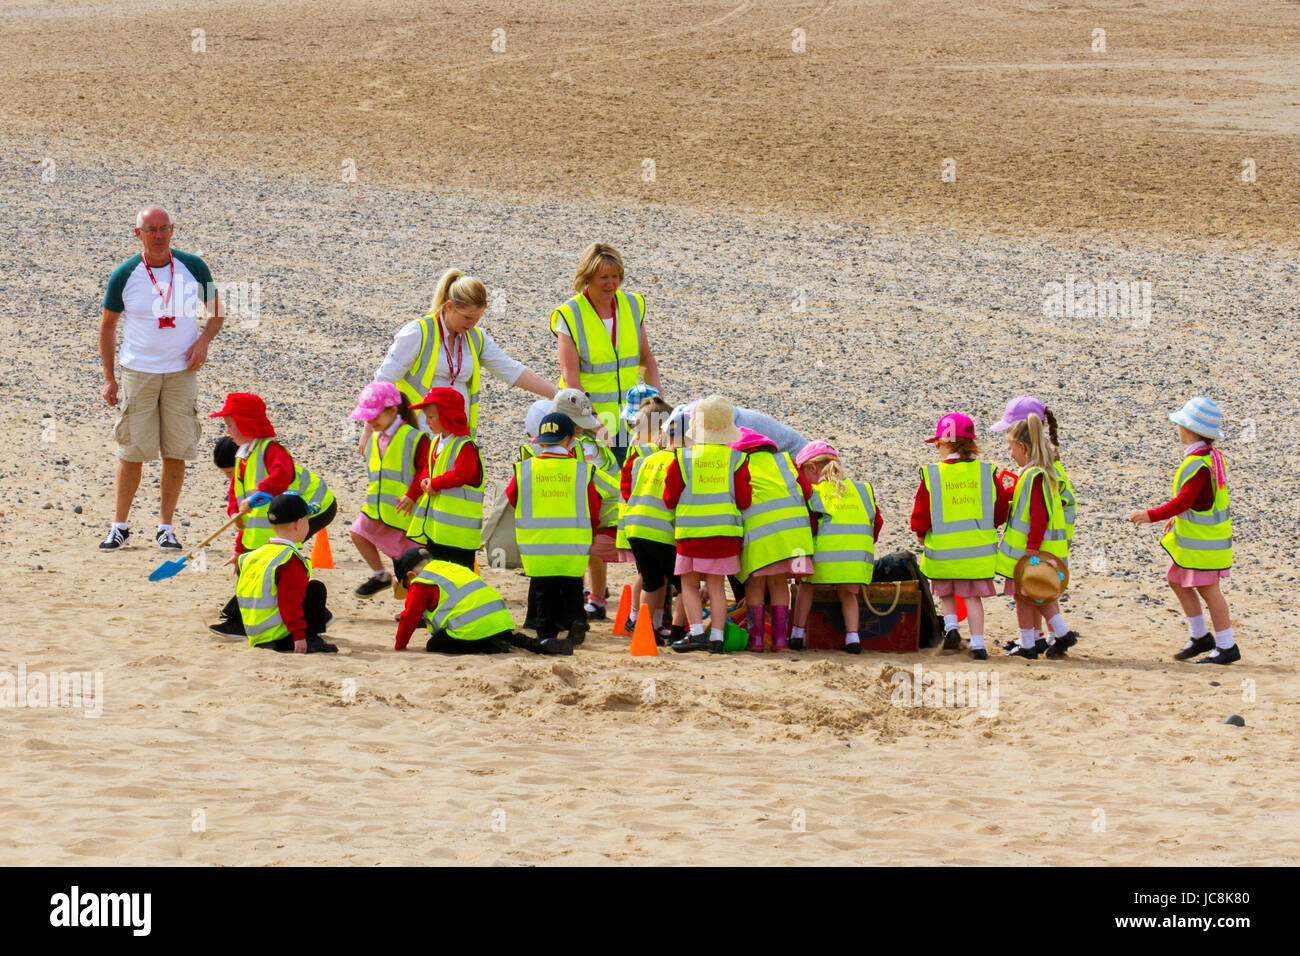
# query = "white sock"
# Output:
<box><xmin>1019</xmin><ymin>628</ymin><xmax>1037</xmax><ymax>649</ymax></box>
<box><xmin>969</xmin><ymin>633</ymin><xmax>985</xmax><ymax>650</ymax></box>
<box><xmin>1187</xmin><ymin>614</ymin><xmax>1208</xmax><ymax>640</ymax></box>
<box><xmin>628</xmin><ymin>609</ymin><xmax>638</xmax><ymax>623</ymax></box>
<box><xmin>690</xmin><ymin>622</ymin><xmax>705</xmax><ymax>637</ymax></box>
<box><xmin>1047</xmin><ymin>614</ymin><xmax>1069</xmax><ymax>639</ymax></box>
<box><xmin>791</xmin><ymin>626</ymin><xmax>806</xmax><ymax>639</ymax></box>
<box><xmin>845</xmin><ymin>631</ymin><xmax>860</xmax><ymax>644</ymax></box>
<box><xmin>112</xmin><ymin>521</ymin><xmax>129</xmax><ymax>531</ymax></box>
<box><xmin>943</xmin><ymin>613</ymin><xmax>959</xmax><ymax>631</ymax></box>
<box><xmin>1214</xmin><ymin>627</ymin><xmax>1234</xmax><ymax>650</ymax></box>
<box><xmin>652</xmin><ymin>609</ymin><xmax>663</xmax><ymax>628</ymax></box>
<box><xmin>710</xmin><ymin>627</ymin><xmax>725</xmax><ymax>643</ymax></box>
<box><xmin>371</xmin><ymin>568</ymin><xmax>390</xmax><ymax>580</ymax></box>
<box><xmin>157</xmin><ymin>523</ymin><xmax>173</xmax><ymax>533</ymax></box>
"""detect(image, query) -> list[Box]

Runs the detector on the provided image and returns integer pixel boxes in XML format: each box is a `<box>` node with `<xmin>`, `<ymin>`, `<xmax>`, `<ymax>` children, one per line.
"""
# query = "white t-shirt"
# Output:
<box><xmin>375</xmin><ymin>318</ymin><xmax>526</xmax><ymax>419</ymax></box>
<box><xmin>103</xmin><ymin>251</ymin><xmax>213</xmax><ymax>374</ymax></box>
<box><xmin>556</xmin><ymin>315</ymin><xmax>615</xmax><ymax>340</ymax></box>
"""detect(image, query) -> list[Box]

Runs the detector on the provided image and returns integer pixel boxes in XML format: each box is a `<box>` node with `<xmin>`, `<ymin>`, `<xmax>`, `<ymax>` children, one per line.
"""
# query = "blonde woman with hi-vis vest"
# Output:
<box><xmin>550</xmin><ymin>243</ymin><xmax>662</xmax><ymax>463</ymax></box>
<box><xmin>1130</xmin><ymin>397</ymin><xmax>1237</xmax><ymax>665</ymax></box>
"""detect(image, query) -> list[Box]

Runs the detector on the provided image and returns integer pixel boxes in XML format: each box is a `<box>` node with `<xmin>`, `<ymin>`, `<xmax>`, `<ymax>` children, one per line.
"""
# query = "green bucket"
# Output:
<box><xmin>722</xmin><ymin>619</ymin><xmax>749</xmax><ymax>652</ymax></box>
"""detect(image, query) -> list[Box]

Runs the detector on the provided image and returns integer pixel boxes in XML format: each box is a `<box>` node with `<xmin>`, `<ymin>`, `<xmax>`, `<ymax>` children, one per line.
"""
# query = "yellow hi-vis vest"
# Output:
<box><xmin>621</xmin><ymin>448</ymin><xmax>676</xmax><ymax>547</ymax></box>
<box><xmin>235</xmin><ymin>541</ymin><xmax>313</xmax><ymax>646</ymax></box>
<box><xmin>1161</xmin><ymin>453</ymin><xmax>1233</xmax><ymax>571</ymax></box>
<box><xmin>918</xmin><ymin>459</ymin><xmax>999</xmax><ymax>580</ymax></box>
<box><xmin>995</xmin><ymin>465</ymin><xmax>1069</xmax><ymax>577</ymax></box>
<box><xmin>234</xmin><ymin>439</ymin><xmax>334</xmax><ymax>552</ymax></box>
<box><xmin>549</xmin><ymin>289</ymin><xmax>644</xmax><ymax>449</ymax></box>
<box><xmin>674</xmin><ymin>444</ymin><xmax>743</xmax><ymax>540</ymax></box>
<box><xmin>615</xmin><ymin>443</ymin><xmax>658</xmax><ymax>549</ymax></box>
<box><xmin>412</xmin><ymin>559</ymin><xmax>514</xmax><ymax>640</ymax></box>
<box><xmin>1055</xmin><ymin>459</ymin><xmax>1077</xmax><ymax>545</ymax></box>
<box><xmin>362</xmin><ymin>422</ymin><xmax>420</xmax><ymax>530</ymax></box>
<box><xmin>576</xmin><ymin>434</ymin><xmax>621</xmax><ymax>530</ymax></box>
<box><xmin>395</xmin><ymin>317</ymin><xmax>484</xmax><ymax>437</ymax></box>
<box><xmin>739</xmin><ymin>450</ymin><xmax>815</xmax><ymax>580</ymax></box>
<box><xmin>513</xmin><ymin>455</ymin><xmax>594</xmax><ymax>577</ymax></box>
<box><xmin>808</xmin><ymin>479</ymin><xmax>876</xmax><ymax>585</ymax></box>
<box><xmin>408</xmin><ymin>436</ymin><xmax>485</xmax><ymax>550</ymax></box>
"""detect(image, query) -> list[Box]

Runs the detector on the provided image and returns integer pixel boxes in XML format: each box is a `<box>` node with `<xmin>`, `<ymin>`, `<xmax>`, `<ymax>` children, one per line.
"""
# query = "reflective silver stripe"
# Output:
<box><xmin>439</xmin><ymin>486</ymin><xmax>485</xmax><ymax>502</ymax></box>
<box><xmin>1184</xmin><ymin>508</ymin><xmax>1231</xmax><ymax>525</ymax></box>
<box><xmin>925</xmin><ymin>463</ymin><xmax>994</xmax><ymax>532</ymax></box>
<box><xmin>746</xmin><ymin>513</ymin><xmax>810</xmax><ymax>538</ymax></box>
<box><xmin>743</xmin><ymin>497</ymin><xmax>800</xmax><ymax>519</ymax></box>
<box><xmin>628</xmin><ymin>494</ymin><xmax>669</xmax><ymax>509</ymax></box>
<box><xmin>239</xmin><ymin>594</ymin><xmax>280</xmax><ymax>611</ymax></box>
<box><xmin>518</xmin><ymin>542</ymin><xmax>591</xmax><ymax>555</ymax></box>
<box><xmin>676</xmin><ymin>512</ymin><xmax>742</xmax><ymax>528</ymax></box>
<box><xmin>243</xmin><ymin>515</ymin><xmax>271</xmax><ymax>531</ymax></box>
<box><xmin>584</xmin><ymin>390</ymin><xmax>622</xmax><ymax>403</ymax></box>
<box><xmin>1174</xmin><ymin>535</ymin><xmax>1233</xmax><ymax>550</ymax></box>
<box><xmin>516</xmin><ymin>515</ymin><xmax>586</xmax><ymax>529</ymax></box>
<box><xmin>405</xmin><ymin>319</ymin><xmax>435</xmax><ymax>392</ymax></box>
<box><xmin>517</xmin><ymin>459</ymin><xmax>592</xmax><ymax>530</ymax></box>
<box><xmin>450</xmin><ymin>598</ymin><xmax>509</xmax><ymax>629</ymax></box>
<box><xmin>680</xmin><ymin>491</ymin><xmax>735</xmax><ymax>505</ymax></box>
<box><xmin>368</xmin><ymin>492</ymin><xmax>404</xmax><ymax>509</ymax></box>
<box><xmin>562</xmin><ymin>299</ymin><xmax>589</xmax><ymax>370</ymax></box>
<box><xmin>243</xmin><ymin>614</ymin><xmax>284</xmax><ymax>636</ymax></box>
<box><xmin>925</xmin><ymin>543</ymin><xmax>998</xmax><ymax>561</ymax></box>
<box><xmin>625</xmin><ymin>515</ymin><xmax>674</xmax><ymax>535</ymax></box>
<box><xmin>435</xmin><ymin>512</ymin><xmax>483</xmax><ymax>529</ymax></box>
<box><xmin>815</xmin><ymin>549</ymin><xmax>872</xmax><ymax>562</ymax></box>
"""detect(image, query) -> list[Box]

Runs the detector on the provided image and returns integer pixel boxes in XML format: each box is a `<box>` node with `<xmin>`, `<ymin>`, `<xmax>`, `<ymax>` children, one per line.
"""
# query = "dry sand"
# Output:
<box><xmin>1</xmin><ymin>0</ymin><xmax>1298</xmax><ymax>865</ymax></box>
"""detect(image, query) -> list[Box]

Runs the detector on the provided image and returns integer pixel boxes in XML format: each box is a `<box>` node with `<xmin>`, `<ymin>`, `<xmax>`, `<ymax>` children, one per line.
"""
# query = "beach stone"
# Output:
<box><xmin>1223</xmin><ymin>714</ymin><xmax>1245</xmax><ymax>727</ymax></box>
<box><xmin>41</xmin><ymin>502</ymin><xmax>52</xmax><ymax>509</ymax></box>
<box><xmin>181</xmin><ymin>519</ymin><xmax>190</xmax><ymax>526</ymax></box>
<box><xmin>1209</xmin><ymin>681</ymin><xmax>1220</xmax><ymax>686</ymax></box>
<box><xmin>72</xmin><ymin>505</ymin><xmax>82</xmax><ymax>514</ymax></box>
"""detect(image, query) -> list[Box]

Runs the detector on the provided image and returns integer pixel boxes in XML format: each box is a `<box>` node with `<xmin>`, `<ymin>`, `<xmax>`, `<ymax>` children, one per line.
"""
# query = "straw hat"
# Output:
<box><xmin>687</xmin><ymin>395</ymin><xmax>741</xmax><ymax>444</ymax></box>
<box><xmin>1013</xmin><ymin>553</ymin><xmax>1069</xmax><ymax>605</ymax></box>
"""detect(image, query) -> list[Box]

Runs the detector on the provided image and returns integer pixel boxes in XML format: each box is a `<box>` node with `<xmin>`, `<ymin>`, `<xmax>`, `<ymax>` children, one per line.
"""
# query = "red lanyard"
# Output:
<box><xmin>143</xmin><ymin>255</ymin><xmax>175</xmax><ymax>320</ymax></box>
<box><xmin>584</xmin><ymin>289</ymin><xmax>618</xmax><ymax>345</ymax></box>
<box><xmin>438</xmin><ymin>313</ymin><xmax>465</xmax><ymax>386</ymax></box>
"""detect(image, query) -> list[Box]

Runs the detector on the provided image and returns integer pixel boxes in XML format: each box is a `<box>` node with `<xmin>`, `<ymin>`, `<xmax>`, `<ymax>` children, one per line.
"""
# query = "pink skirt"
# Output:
<box><xmin>350</xmin><ymin>513</ymin><xmax>423</xmax><ymax>560</ymax></box>
<box><xmin>1167</xmin><ymin>560</ymin><xmax>1230</xmax><ymax>587</ymax></box>
<box><xmin>615</xmin><ymin>548</ymin><xmax>637</xmax><ymax>564</ymax></box>
<box><xmin>930</xmin><ymin>578</ymin><xmax>996</xmax><ymax>598</ymax></box>
<box><xmin>590</xmin><ymin>532</ymin><xmax>617</xmax><ymax>563</ymax></box>
<box><xmin>751</xmin><ymin>556</ymin><xmax>815</xmax><ymax>578</ymax></box>
<box><xmin>675</xmin><ymin>553</ymin><xmax>741</xmax><ymax>576</ymax></box>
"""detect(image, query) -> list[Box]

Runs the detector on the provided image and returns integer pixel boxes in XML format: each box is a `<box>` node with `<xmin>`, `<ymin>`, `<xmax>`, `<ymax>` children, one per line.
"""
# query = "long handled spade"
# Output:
<box><xmin>149</xmin><ymin>492</ymin><xmax>272</xmax><ymax>581</ymax></box>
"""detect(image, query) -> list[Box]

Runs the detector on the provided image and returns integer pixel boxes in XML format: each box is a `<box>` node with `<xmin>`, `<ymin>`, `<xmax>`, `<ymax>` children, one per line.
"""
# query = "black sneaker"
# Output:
<box><xmin>354</xmin><ymin>574</ymin><xmax>391</xmax><ymax>597</ymax></box>
<box><xmin>942</xmin><ymin>628</ymin><xmax>962</xmax><ymax>650</ymax></box>
<box><xmin>1045</xmin><ymin>631</ymin><xmax>1078</xmax><ymax>659</ymax></box>
<box><xmin>969</xmin><ymin>647</ymin><xmax>989</xmax><ymax>661</ymax></box>
<box><xmin>155</xmin><ymin>527</ymin><xmax>182</xmax><ymax>550</ymax></box>
<box><xmin>1196</xmin><ymin>644</ymin><xmax>1240</xmax><ymax>665</ymax></box>
<box><xmin>568</xmin><ymin>618</ymin><xmax>590</xmax><ymax>646</ymax></box>
<box><xmin>99</xmin><ymin>526</ymin><xmax>130</xmax><ymax>551</ymax></box>
<box><xmin>209</xmin><ymin>618</ymin><xmax>245</xmax><ymax>638</ymax></box>
<box><xmin>671</xmin><ymin>632</ymin><xmax>711</xmax><ymax>653</ymax></box>
<box><xmin>583</xmin><ymin>601</ymin><xmax>607</xmax><ymax>620</ymax></box>
<box><xmin>789</xmin><ymin>634</ymin><xmax>806</xmax><ymax>651</ymax></box>
<box><xmin>538</xmin><ymin>637</ymin><xmax>574</xmax><ymax>656</ymax></box>
<box><xmin>1174</xmin><ymin>635</ymin><xmax>1215</xmax><ymax>661</ymax></box>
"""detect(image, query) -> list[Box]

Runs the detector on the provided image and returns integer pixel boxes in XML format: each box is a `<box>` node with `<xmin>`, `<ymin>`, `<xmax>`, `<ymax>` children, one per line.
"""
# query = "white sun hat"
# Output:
<box><xmin>1169</xmin><ymin>396</ymin><xmax>1224</xmax><ymax>440</ymax></box>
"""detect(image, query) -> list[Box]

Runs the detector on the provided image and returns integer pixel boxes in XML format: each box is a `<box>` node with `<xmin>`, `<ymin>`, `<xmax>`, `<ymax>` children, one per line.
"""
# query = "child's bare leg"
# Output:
<box><xmin>965</xmin><ymin>596</ymin><xmax>985</xmax><ymax>639</ymax></box>
<box><xmin>680</xmin><ymin>572</ymin><xmax>704</xmax><ymax>629</ymax></box>
<box><xmin>793</xmin><ymin>580</ymin><xmax>815</xmax><ymax>628</ymax></box>
<box><xmin>767</xmin><ymin>576</ymin><xmax>790</xmax><ymax>607</ymax></box>
<box><xmin>1196</xmin><ymin>582</ymin><xmax>1232</xmax><ymax>634</ymax></box>
<box><xmin>744</xmin><ymin>575</ymin><xmax>766</xmax><ymax>607</ymax></box>
<box><xmin>839</xmin><ymin>585</ymin><xmax>860</xmax><ymax>634</ymax></box>
<box><xmin>587</xmin><ymin>554</ymin><xmax>608</xmax><ymax>607</ymax></box>
<box><xmin>706</xmin><ymin>574</ymin><xmax>729</xmax><ymax>641</ymax></box>
<box><xmin>350</xmin><ymin>531</ymin><xmax>385</xmax><ymax>573</ymax></box>
<box><xmin>1169</xmin><ymin>580</ymin><xmax>1203</xmax><ymax>617</ymax></box>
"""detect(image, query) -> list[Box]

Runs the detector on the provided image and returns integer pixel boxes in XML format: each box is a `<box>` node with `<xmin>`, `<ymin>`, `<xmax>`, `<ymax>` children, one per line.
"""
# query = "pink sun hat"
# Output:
<box><xmin>990</xmin><ymin>395</ymin><xmax>1047</xmax><ymax>433</ymax></box>
<box><xmin>350</xmin><ymin>380</ymin><xmax>403</xmax><ymax>421</ymax></box>
<box><xmin>925</xmin><ymin>412</ymin><xmax>976</xmax><ymax>444</ymax></box>
<box><xmin>794</xmin><ymin>440</ymin><xmax>838</xmax><ymax>468</ymax></box>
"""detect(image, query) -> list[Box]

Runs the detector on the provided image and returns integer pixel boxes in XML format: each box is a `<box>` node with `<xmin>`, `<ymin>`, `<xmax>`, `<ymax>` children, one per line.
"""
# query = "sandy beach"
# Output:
<box><xmin>0</xmin><ymin>0</ymin><xmax>1297</xmax><ymax>866</ymax></box>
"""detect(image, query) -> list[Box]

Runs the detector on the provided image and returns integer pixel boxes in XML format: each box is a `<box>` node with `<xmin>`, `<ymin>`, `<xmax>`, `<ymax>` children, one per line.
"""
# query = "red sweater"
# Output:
<box><xmin>270</xmin><ymin>544</ymin><xmax>310</xmax><ymax>644</ymax></box>
<box><xmin>1146</xmin><ymin>466</ymin><xmax>1213</xmax><ymax>522</ymax></box>
<box><xmin>504</xmin><ymin>453</ymin><xmax>603</xmax><ymax>535</ymax></box>
<box><xmin>910</xmin><ymin>462</ymin><xmax>1014</xmax><ymax>543</ymax></box>
<box><xmin>407</xmin><ymin>437</ymin><xmax>481</xmax><ymax>501</ymax></box>
<box><xmin>227</xmin><ymin>441</ymin><xmax>297</xmax><ymax>553</ymax></box>
<box><xmin>662</xmin><ymin>454</ymin><xmax>753</xmax><ymax>558</ymax></box>
<box><xmin>394</xmin><ymin>581</ymin><xmax>441</xmax><ymax>650</ymax></box>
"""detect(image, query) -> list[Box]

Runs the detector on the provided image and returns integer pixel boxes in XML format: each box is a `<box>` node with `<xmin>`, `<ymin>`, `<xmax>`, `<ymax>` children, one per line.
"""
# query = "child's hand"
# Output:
<box><xmin>1163</xmin><ymin>517</ymin><xmax>1175</xmax><ymax>533</ymax></box>
<box><xmin>294</xmin><ymin>639</ymin><xmax>307</xmax><ymax>654</ymax></box>
<box><xmin>420</xmin><ymin>478</ymin><xmax>432</xmax><ymax>494</ymax></box>
<box><xmin>223</xmin><ymin>551</ymin><xmax>238</xmax><ymax>568</ymax></box>
<box><xmin>357</xmin><ymin>423</ymin><xmax>372</xmax><ymax>456</ymax></box>
<box><xmin>396</xmin><ymin>496</ymin><xmax>415</xmax><ymax>513</ymax></box>
<box><xmin>1129</xmin><ymin>510</ymin><xmax>1150</xmax><ymax>526</ymax></box>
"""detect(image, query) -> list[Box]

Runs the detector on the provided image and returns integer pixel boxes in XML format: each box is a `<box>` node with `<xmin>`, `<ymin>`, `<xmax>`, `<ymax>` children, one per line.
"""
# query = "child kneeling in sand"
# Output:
<box><xmin>234</xmin><ymin>493</ymin><xmax>337</xmax><ymax>654</ymax></box>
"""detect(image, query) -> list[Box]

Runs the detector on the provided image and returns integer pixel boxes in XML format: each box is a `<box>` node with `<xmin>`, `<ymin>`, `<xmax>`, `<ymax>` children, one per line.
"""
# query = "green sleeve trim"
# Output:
<box><xmin>102</xmin><ymin>254</ymin><xmax>141</xmax><ymax>312</ymax></box>
<box><xmin>172</xmin><ymin>250</ymin><xmax>214</xmax><ymax>299</ymax></box>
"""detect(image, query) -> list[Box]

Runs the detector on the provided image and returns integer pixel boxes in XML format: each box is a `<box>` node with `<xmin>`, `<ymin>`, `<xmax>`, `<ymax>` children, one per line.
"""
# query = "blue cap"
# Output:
<box><xmin>621</xmin><ymin>384</ymin><xmax>661</xmax><ymax>422</ymax></box>
<box><xmin>537</xmin><ymin>412</ymin><xmax>575</xmax><ymax>445</ymax></box>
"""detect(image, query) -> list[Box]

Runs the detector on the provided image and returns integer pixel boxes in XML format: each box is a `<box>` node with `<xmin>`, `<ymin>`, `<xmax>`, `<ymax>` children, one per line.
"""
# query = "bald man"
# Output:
<box><xmin>98</xmin><ymin>205</ymin><xmax>222</xmax><ymax>551</ymax></box>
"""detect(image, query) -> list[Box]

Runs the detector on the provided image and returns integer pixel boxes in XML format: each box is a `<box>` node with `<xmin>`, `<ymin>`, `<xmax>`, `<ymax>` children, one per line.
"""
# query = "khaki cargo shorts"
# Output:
<box><xmin>114</xmin><ymin>368</ymin><xmax>201</xmax><ymax>462</ymax></box>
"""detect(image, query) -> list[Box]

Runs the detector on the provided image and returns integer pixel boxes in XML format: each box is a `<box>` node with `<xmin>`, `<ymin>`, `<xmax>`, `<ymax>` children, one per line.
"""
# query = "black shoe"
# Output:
<box><xmin>1045</xmin><ymin>631</ymin><xmax>1078</xmax><ymax>659</ymax></box>
<box><xmin>568</xmin><ymin>619</ymin><xmax>590</xmax><ymax>646</ymax></box>
<box><xmin>1196</xmin><ymin>644</ymin><xmax>1240</xmax><ymax>665</ymax></box>
<box><xmin>99</xmin><ymin>526</ymin><xmax>130</xmax><ymax>551</ymax></box>
<box><xmin>1174</xmin><ymin>635</ymin><xmax>1215</xmax><ymax>661</ymax></box>
<box><xmin>1006</xmin><ymin>639</ymin><xmax>1046</xmax><ymax>659</ymax></box>
<box><xmin>789</xmin><ymin>634</ymin><xmax>806</xmax><ymax>651</ymax></box>
<box><xmin>304</xmin><ymin>635</ymin><xmax>338</xmax><ymax>653</ymax></box>
<box><xmin>538</xmin><ymin>637</ymin><xmax>574</xmax><ymax>656</ymax></box>
<box><xmin>354</xmin><ymin>574</ymin><xmax>391</xmax><ymax>597</ymax></box>
<box><xmin>969</xmin><ymin>647</ymin><xmax>988</xmax><ymax>661</ymax></box>
<box><xmin>208</xmin><ymin>618</ymin><xmax>245</xmax><ymax>637</ymax></box>
<box><xmin>654</xmin><ymin>627</ymin><xmax>674</xmax><ymax>647</ymax></box>
<box><xmin>155</xmin><ymin>527</ymin><xmax>182</xmax><ymax>550</ymax></box>
<box><xmin>667</xmin><ymin>624</ymin><xmax>686</xmax><ymax>643</ymax></box>
<box><xmin>942</xmin><ymin>628</ymin><xmax>962</xmax><ymax>650</ymax></box>
<box><xmin>583</xmin><ymin>601</ymin><xmax>607</xmax><ymax>621</ymax></box>
<box><xmin>707</xmin><ymin>638</ymin><xmax>724</xmax><ymax>654</ymax></box>
<box><xmin>843</xmin><ymin>641</ymin><xmax>862</xmax><ymax>655</ymax></box>
<box><xmin>671</xmin><ymin>632</ymin><xmax>710</xmax><ymax>653</ymax></box>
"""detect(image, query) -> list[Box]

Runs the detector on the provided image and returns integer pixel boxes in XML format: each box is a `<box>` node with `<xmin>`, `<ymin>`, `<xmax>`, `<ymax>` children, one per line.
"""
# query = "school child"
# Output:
<box><xmin>788</xmin><ymin>443</ymin><xmax>882</xmax><ymax>654</ymax></box>
<box><xmin>347</xmin><ymin>381</ymin><xmax>430</xmax><ymax>597</ymax></box>
<box><xmin>1130</xmin><ymin>397</ymin><xmax>1236</xmax><ymax>664</ymax></box>
<box><xmin>554</xmin><ymin>388</ymin><xmax>622</xmax><ymax>619</ymax></box>
<box><xmin>664</xmin><ymin>396</ymin><xmax>752</xmax><ymax>654</ymax></box>
<box><xmin>506</xmin><ymin>412</ymin><xmax>602</xmax><ymax>646</ymax></box>
<box><xmin>213</xmin><ymin>436</ymin><xmax>238</xmax><ymax>481</ymax></box>
<box><xmin>618</xmin><ymin>392</ymin><xmax>673</xmax><ymax>628</ymax></box>
<box><xmin>994</xmin><ymin>412</ymin><xmax>1075</xmax><ymax>659</ymax></box>
<box><xmin>990</xmin><ymin>395</ymin><xmax>1080</xmax><ymax>656</ymax></box>
<box><xmin>733</xmin><ymin>428</ymin><xmax>816</xmax><ymax>652</ymax></box>
<box><xmin>234</xmin><ymin>493</ymin><xmax>337</xmax><ymax>653</ymax></box>
<box><xmin>910</xmin><ymin>413</ymin><xmax>1011</xmax><ymax>660</ymax></box>
<box><xmin>207</xmin><ymin>393</ymin><xmax>337</xmax><ymax>638</ymax></box>
<box><xmin>400</xmin><ymin>388</ymin><xmax>484</xmax><ymax>570</ymax></box>
<box><xmin>620</xmin><ymin>397</ymin><xmax>682</xmax><ymax>643</ymax></box>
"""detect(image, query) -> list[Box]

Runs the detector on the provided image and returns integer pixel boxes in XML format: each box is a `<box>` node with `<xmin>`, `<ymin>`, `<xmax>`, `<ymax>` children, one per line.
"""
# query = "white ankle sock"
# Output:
<box><xmin>710</xmin><ymin>627</ymin><xmax>725</xmax><ymax>643</ymax></box>
<box><xmin>652</xmin><ymin>609</ymin><xmax>663</xmax><ymax>628</ymax></box>
<box><xmin>1047</xmin><ymin>614</ymin><xmax>1069</xmax><ymax>638</ymax></box>
<box><xmin>1187</xmin><ymin>614</ymin><xmax>1208</xmax><ymax>639</ymax></box>
<box><xmin>943</xmin><ymin>613</ymin><xmax>959</xmax><ymax>631</ymax></box>
<box><xmin>689</xmin><ymin>622</ymin><xmax>705</xmax><ymax>637</ymax></box>
<box><xmin>1019</xmin><ymin>628</ymin><xmax>1037</xmax><ymax>649</ymax></box>
<box><xmin>157</xmin><ymin>523</ymin><xmax>173</xmax><ymax>533</ymax></box>
<box><xmin>112</xmin><ymin>521</ymin><xmax>129</xmax><ymax>531</ymax></box>
<box><xmin>845</xmin><ymin>631</ymin><xmax>860</xmax><ymax>644</ymax></box>
<box><xmin>1214</xmin><ymin>627</ymin><xmax>1234</xmax><ymax>650</ymax></box>
<box><xmin>969</xmin><ymin>634</ymin><xmax>985</xmax><ymax>650</ymax></box>
<box><xmin>628</xmin><ymin>609</ymin><xmax>638</xmax><ymax>623</ymax></box>
<box><xmin>791</xmin><ymin>626</ymin><xmax>806</xmax><ymax>639</ymax></box>
<box><xmin>371</xmin><ymin>568</ymin><xmax>390</xmax><ymax>579</ymax></box>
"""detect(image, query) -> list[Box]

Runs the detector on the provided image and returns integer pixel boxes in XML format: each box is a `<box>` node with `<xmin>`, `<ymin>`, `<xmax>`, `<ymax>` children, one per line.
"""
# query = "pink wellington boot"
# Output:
<box><xmin>770</xmin><ymin>605</ymin><xmax>790</xmax><ymax>651</ymax></box>
<box><xmin>747</xmin><ymin>604</ymin><xmax>767</xmax><ymax>651</ymax></box>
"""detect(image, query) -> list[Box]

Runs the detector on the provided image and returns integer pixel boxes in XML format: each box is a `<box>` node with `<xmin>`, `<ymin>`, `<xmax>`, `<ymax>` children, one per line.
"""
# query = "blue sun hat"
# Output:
<box><xmin>1169</xmin><ymin>396</ymin><xmax>1224</xmax><ymax>440</ymax></box>
<box><xmin>621</xmin><ymin>384</ymin><xmax>661</xmax><ymax>422</ymax></box>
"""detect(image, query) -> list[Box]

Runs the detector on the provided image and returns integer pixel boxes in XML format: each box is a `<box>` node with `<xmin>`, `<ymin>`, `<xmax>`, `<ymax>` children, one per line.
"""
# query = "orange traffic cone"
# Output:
<box><xmin>310</xmin><ymin>527</ymin><xmax>335</xmax><ymax>569</ymax></box>
<box><xmin>629</xmin><ymin>603</ymin><xmax>658</xmax><ymax>657</ymax></box>
<box><xmin>612</xmin><ymin>584</ymin><xmax>633</xmax><ymax>635</ymax></box>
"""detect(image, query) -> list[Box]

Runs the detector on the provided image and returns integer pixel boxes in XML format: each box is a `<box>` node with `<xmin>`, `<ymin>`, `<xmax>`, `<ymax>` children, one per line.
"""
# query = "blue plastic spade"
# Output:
<box><xmin>149</xmin><ymin>492</ymin><xmax>272</xmax><ymax>581</ymax></box>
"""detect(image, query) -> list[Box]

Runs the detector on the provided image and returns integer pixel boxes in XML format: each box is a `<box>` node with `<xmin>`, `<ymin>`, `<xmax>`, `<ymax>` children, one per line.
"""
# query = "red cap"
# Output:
<box><xmin>208</xmin><ymin>392</ymin><xmax>276</xmax><ymax>440</ymax></box>
<box><xmin>925</xmin><ymin>412</ymin><xmax>976</xmax><ymax>444</ymax></box>
<box><xmin>410</xmin><ymin>387</ymin><xmax>469</xmax><ymax>437</ymax></box>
